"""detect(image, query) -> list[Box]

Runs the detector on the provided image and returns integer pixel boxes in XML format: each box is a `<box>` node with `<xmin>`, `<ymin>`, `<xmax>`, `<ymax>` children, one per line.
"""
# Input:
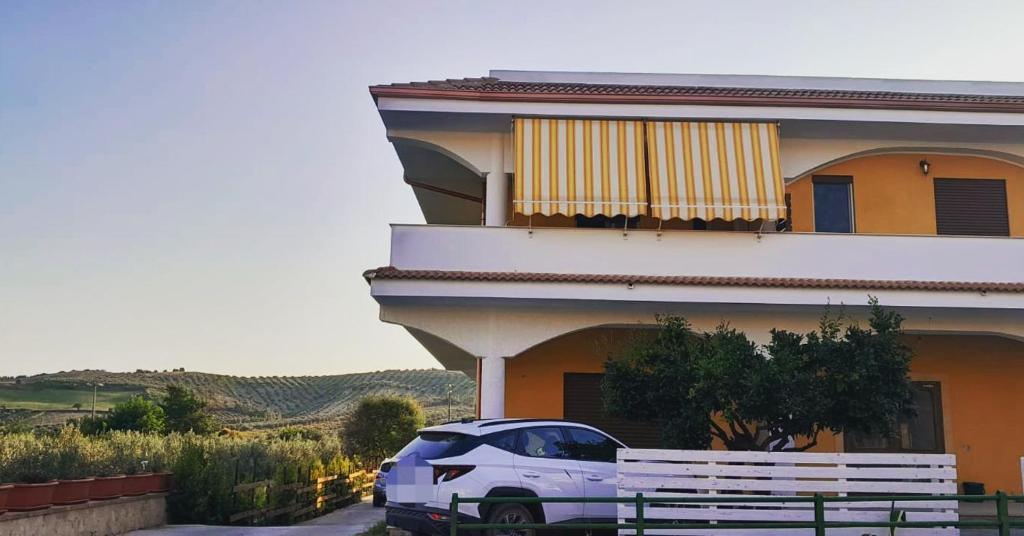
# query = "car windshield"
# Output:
<box><xmin>394</xmin><ymin>432</ymin><xmax>477</xmax><ymax>460</ymax></box>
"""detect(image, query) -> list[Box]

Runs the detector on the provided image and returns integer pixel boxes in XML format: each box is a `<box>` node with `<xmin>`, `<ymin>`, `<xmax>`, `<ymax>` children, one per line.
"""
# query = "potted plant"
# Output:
<box><xmin>121</xmin><ymin>460</ymin><xmax>154</xmax><ymax>497</ymax></box>
<box><xmin>4</xmin><ymin>443</ymin><xmax>58</xmax><ymax>512</ymax></box>
<box><xmin>51</xmin><ymin>427</ymin><xmax>94</xmax><ymax>506</ymax></box>
<box><xmin>87</xmin><ymin>442</ymin><xmax>125</xmax><ymax>501</ymax></box>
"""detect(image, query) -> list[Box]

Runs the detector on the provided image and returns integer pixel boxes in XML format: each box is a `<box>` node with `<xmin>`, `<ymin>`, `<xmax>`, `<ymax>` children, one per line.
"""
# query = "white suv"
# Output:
<box><xmin>385</xmin><ymin>418</ymin><xmax>625</xmax><ymax>535</ymax></box>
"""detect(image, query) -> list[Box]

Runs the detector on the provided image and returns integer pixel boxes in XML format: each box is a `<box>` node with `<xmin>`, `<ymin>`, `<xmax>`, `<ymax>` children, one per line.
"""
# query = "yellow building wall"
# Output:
<box><xmin>505</xmin><ymin>328</ymin><xmax>1024</xmax><ymax>493</ymax></box>
<box><xmin>786</xmin><ymin>153</ymin><xmax>1024</xmax><ymax>236</ymax></box>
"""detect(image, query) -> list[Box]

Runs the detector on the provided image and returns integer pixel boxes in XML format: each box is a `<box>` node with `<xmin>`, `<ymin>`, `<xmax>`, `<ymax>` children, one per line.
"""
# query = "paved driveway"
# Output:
<box><xmin>129</xmin><ymin>498</ymin><xmax>383</xmax><ymax>536</ymax></box>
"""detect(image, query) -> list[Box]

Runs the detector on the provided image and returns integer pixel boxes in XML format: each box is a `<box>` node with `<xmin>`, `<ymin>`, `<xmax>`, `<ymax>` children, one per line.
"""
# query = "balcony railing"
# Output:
<box><xmin>389</xmin><ymin>224</ymin><xmax>1023</xmax><ymax>285</ymax></box>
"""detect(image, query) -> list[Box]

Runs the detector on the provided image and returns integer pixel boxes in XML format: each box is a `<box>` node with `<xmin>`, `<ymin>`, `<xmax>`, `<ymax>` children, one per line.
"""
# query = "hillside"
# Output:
<box><xmin>0</xmin><ymin>369</ymin><xmax>476</xmax><ymax>430</ymax></box>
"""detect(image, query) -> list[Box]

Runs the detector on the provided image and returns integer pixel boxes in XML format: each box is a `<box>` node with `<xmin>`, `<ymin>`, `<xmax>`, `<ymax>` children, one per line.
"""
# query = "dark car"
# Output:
<box><xmin>373</xmin><ymin>458</ymin><xmax>395</xmax><ymax>507</ymax></box>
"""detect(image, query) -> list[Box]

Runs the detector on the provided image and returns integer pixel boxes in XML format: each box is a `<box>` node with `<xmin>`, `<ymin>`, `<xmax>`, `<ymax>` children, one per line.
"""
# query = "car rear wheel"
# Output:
<box><xmin>372</xmin><ymin>493</ymin><xmax>385</xmax><ymax>507</ymax></box>
<box><xmin>484</xmin><ymin>503</ymin><xmax>535</xmax><ymax>536</ymax></box>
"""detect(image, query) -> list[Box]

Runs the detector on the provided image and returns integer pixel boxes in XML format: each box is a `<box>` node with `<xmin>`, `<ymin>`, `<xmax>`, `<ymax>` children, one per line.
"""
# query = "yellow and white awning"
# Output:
<box><xmin>513</xmin><ymin>118</ymin><xmax>648</xmax><ymax>217</ymax></box>
<box><xmin>645</xmin><ymin>121</ymin><xmax>786</xmax><ymax>221</ymax></box>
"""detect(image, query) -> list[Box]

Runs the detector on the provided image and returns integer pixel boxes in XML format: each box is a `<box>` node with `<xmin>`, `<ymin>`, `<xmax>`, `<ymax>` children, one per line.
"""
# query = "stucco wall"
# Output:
<box><xmin>505</xmin><ymin>327</ymin><xmax>1024</xmax><ymax>493</ymax></box>
<box><xmin>0</xmin><ymin>493</ymin><xmax>166</xmax><ymax>536</ymax></box>
<box><xmin>787</xmin><ymin>153</ymin><xmax>1024</xmax><ymax>236</ymax></box>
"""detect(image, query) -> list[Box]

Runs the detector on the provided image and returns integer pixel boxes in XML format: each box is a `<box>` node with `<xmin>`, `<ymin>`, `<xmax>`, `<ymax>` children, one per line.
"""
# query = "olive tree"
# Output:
<box><xmin>342</xmin><ymin>395</ymin><xmax>425</xmax><ymax>461</ymax></box>
<box><xmin>602</xmin><ymin>299</ymin><xmax>915</xmax><ymax>451</ymax></box>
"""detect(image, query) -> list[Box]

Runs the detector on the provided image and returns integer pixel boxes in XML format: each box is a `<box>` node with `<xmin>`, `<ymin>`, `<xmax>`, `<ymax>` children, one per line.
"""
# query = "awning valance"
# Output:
<box><xmin>513</xmin><ymin>118</ymin><xmax>648</xmax><ymax>217</ymax></box>
<box><xmin>645</xmin><ymin>121</ymin><xmax>786</xmax><ymax>221</ymax></box>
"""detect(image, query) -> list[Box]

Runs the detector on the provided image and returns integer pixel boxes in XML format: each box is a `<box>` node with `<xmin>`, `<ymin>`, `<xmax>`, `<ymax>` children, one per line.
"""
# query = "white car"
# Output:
<box><xmin>385</xmin><ymin>418</ymin><xmax>626</xmax><ymax>535</ymax></box>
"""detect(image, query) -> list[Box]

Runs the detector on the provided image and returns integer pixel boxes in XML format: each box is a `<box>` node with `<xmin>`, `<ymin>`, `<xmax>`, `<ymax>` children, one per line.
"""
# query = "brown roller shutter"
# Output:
<box><xmin>934</xmin><ymin>178</ymin><xmax>1010</xmax><ymax>236</ymax></box>
<box><xmin>562</xmin><ymin>373</ymin><xmax>663</xmax><ymax>448</ymax></box>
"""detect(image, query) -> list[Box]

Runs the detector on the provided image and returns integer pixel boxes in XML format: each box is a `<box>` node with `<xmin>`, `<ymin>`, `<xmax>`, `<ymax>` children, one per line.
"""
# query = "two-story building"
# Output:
<box><xmin>365</xmin><ymin>71</ymin><xmax>1024</xmax><ymax>493</ymax></box>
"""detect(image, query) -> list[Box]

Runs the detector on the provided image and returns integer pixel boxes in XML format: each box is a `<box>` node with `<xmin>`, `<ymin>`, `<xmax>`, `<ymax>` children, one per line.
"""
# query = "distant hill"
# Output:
<box><xmin>0</xmin><ymin>369</ymin><xmax>476</xmax><ymax>430</ymax></box>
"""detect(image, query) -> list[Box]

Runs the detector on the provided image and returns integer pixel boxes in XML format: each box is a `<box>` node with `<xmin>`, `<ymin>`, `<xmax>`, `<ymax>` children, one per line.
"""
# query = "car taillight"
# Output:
<box><xmin>432</xmin><ymin>465</ymin><xmax>475</xmax><ymax>484</ymax></box>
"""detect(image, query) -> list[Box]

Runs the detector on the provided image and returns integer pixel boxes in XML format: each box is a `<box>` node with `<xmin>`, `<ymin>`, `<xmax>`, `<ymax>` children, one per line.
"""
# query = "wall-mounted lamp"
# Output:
<box><xmin>919</xmin><ymin>159</ymin><xmax>931</xmax><ymax>175</ymax></box>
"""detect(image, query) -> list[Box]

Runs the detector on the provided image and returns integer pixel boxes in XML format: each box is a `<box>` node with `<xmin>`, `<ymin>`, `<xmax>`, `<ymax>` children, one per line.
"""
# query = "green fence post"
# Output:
<box><xmin>997</xmin><ymin>491</ymin><xmax>1010</xmax><ymax>536</ymax></box>
<box><xmin>635</xmin><ymin>492</ymin><xmax>644</xmax><ymax>536</ymax></box>
<box><xmin>813</xmin><ymin>493</ymin><xmax>825</xmax><ymax>536</ymax></box>
<box><xmin>450</xmin><ymin>493</ymin><xmax>459</xmax><ymax>536</ymax></box>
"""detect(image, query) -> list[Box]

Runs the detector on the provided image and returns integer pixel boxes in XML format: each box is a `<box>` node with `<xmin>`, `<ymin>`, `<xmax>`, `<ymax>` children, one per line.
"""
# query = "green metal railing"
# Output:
<box><xmin>449</xmin><ymin>492</ymin><xmax>1024</xmax><ymax>535</ymax></box>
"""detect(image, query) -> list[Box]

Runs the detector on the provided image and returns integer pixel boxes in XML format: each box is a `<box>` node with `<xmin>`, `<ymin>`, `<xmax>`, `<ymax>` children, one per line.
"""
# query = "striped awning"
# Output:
<box><xmin>513</xmin><ymin>118</ymin><xmax>648</xmax><ymax>217</ymax></box>
<box><xmin>645</xmin><ymin>121</ymin><xmax>786</xmax><ymax>221</ymax></box>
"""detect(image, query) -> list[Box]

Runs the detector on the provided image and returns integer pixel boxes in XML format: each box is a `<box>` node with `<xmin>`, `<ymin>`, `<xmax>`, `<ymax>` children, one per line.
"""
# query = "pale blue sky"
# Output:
<box><xmin>2</xmin><ymin>0</ymin><xmax>1023</xmax><ymax>376</ymax></box>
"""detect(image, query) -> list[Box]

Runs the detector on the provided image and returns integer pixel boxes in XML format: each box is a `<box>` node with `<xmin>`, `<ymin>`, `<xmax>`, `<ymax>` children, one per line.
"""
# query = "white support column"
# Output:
<box><xmin>484</xmin><ymin>135</ymin><xmax>508</xmax><ymax>227</ymax></box>
<box><xmin>479</xmin><ymin>355</ymin><xmax>506</xmax><ymax>419</ymax></box>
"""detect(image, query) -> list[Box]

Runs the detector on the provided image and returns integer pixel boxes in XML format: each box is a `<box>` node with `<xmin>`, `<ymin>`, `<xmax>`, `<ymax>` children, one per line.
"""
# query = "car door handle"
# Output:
<box><xmin>521</xmin><ymin>471</ymin><xmax>541</xmax><ymax>478</ymax></box>
<box><xmin>585</xmin><ymin>474</ymin><xmax>603</xmax><ymax>482</ymax></box>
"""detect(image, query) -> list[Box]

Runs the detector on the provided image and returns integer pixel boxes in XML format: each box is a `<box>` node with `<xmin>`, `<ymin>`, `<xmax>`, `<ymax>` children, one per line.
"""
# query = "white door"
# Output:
<box><xmin>564</xmin><ymin>426</ymin><xmax>622</xmax><ymax>520</ymax></box>
<box><xmin>512</xmin><ymin>426</ymin><xmax>585</xmax><ymax>523</ymax></box>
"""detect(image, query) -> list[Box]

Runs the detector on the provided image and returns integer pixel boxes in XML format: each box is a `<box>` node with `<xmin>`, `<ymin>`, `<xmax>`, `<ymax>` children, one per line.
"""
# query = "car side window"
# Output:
<box><xmin>484</xmin><ymin>430</ymin><xmax>519</xmax><ymax>453</ymax></box>
<box><xmin>565</xmin><ymin>427</ymin><xmax>620</xmax><ymax>463</ymax></box>
<box><xmin>516</xmin><ymin>427</ymin><xmax>570</xmax><ymax>459</ymax></box>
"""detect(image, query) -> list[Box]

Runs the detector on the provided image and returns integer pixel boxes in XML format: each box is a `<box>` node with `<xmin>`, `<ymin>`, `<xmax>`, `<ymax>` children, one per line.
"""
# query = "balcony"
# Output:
<box><xmin>371</xmin><ymin>224</ymin><xmax>1024</xmax><ymax>311</ymax></box>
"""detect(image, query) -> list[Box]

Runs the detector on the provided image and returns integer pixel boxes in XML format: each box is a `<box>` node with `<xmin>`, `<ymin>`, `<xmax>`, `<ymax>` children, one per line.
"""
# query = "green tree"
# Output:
<box><xmin>342</xmin><ymin>395</ymin><xmax>425</xmax><ymax>461</ymax></box>
<box><xmin>602</xmin><ymin>299</ymin><xmax>915</xmax><ymax>451</ymax></box>
<box><xmin>106</xmin><ymin>396</ymin><xmax>166</xmax><ymax>434</ymax></box>
<box><xmin>160</xmin><ymin>385</ymin><xmax>216</xmax><ymax>434</ymax></box>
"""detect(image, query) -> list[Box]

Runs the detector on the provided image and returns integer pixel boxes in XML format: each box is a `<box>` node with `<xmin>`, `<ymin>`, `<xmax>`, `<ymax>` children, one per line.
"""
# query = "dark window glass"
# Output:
<box><xmin>484</xmin><ymin>430</ymin><xmax>519</xmax><ymax>453</ymax></box>
<box><xmin>394</xmin><ymin>432</ymin><xmax>479</xmax><ymax>460</ymax></box>
<box><xmin>574</xmin><ymin>214</ymin><xmax>640</xmax><ymax>229</ymax></box>
<box><xmin>517</xmin><ymin>427</ymin><xmax>570</xmax><ymax>459</ymax></box>
<box><xmin>813</xmin><ymin>179</ymin><xmax>853</xmax><ymax>233</ymax></box>
<box><xmin>845</xmin><ymin>382</ymin><xmax>944</xmax><ymax>454</ymax></box>
<box><xmin>565</xmin><ymin>427</ymin><xmax>619</xmax><ymax>463</ymax></box>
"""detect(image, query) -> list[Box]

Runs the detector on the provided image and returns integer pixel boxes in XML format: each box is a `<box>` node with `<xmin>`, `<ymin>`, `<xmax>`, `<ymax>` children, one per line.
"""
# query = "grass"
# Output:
<box><xmin>356</xmin><ymin>521</ymin><xmax>388</xmax><ymax>536</ymax></box>
<box><xmin>0</xmin><ymin>386</ymin><xmax>140</xmax><ymax>411</ymax></box>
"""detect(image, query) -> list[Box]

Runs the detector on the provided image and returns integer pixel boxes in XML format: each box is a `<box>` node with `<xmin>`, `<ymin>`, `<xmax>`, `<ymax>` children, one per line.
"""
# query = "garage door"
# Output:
<box><xmin>562</xmin><ymin>373</ymin><xmax>663</xmax><ymax>448</ymax></box>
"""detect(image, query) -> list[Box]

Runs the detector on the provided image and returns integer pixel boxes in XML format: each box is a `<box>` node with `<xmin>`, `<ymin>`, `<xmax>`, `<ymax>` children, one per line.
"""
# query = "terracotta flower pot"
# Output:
<box><xmin>53</xmin><ymin>478</ymin><xmax>94</xmax><ymax>506</ymax></box>
<box><xmin>7</xmin><ymin>481</ymin><xmax>58</xmax><ymax>512</ymax></box>
<box><xmin>90</xmin><ymin>475</ymin><xmax>125</xmax><ymax>500</ymax></box>
<box><xmin>150</xmin><ymin>472</ymin><xmax>172</xmax><ymax>493</ymax></box>
<box><xmin>122</xmin><ymin>474</ymin><xmax>153</xmax><ymax>497</ymax></box>
<box><xmin>0</xmin><ymin>484</ymin><xmax>13</xmax><ymax>515</ymax></box>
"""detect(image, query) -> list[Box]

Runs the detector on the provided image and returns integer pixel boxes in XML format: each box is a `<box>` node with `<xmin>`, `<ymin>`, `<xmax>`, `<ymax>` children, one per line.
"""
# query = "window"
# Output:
<box><xmin>517</xmin><ymin>427</ymin><xmax>570</xmax><ymax>459</ymax></box>
<box><xmin>563</xmin><ymin>373</ymin><xmax>662</xmax><ymax>448</ymax></box>
<box><xmin>845</xmin><ymin>382</ymin><xmax>945</xmax><ymax>454</ymax></box>
<box><xmin>574</xmin><ymin>214</ymin><xmax>640</xmax><ymax>229</ymax></box>
<box><xmin>934</xmin><ymin>178</ymin><xmax>1010</xmax><ymax>236</ymax></box>
<box><xmin>394</xmin><ymin>432</ymin><xmax>479</xmax><ymax>460</ymax></box>
<box><xmin>812</xmin><ymin>176</ymin><xmax>854</xmax><ymax>233</ymax></box>
<box><xmin>484</xmin><ymin>430</ymin><xmax>519</xmax><ymax>453</ymax></box>
<box><xmin>564</xmin><ymin>427</ymin><xmax>620</xmax><ymax>463</ymax></box>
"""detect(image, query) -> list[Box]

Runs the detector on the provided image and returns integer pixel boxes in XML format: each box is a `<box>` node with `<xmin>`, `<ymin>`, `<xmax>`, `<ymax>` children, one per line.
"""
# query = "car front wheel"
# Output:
<box><xmin>484</xmin><ymin>503</ymin><xmax>536</xmax><ymax>536</ymax></box>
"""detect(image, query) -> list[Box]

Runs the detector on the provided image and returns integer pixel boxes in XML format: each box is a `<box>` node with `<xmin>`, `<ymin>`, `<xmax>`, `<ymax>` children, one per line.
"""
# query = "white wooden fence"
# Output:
<box><xmin>617</xmin><ymin>449</ymin><xmax>959</xmax><ymax>536</ymax></box>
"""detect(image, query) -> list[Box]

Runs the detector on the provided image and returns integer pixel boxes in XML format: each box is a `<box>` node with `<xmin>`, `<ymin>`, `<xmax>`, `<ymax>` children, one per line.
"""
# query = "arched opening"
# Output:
<box><xmin>786</xmin><ymin>151</ymin><xmax>1024</xmax><ymax>236</ymax></box>
<box><xmin>389</xmin><ymin>138</ymin><xmax>485</xmax><ymax>225</ymax></box>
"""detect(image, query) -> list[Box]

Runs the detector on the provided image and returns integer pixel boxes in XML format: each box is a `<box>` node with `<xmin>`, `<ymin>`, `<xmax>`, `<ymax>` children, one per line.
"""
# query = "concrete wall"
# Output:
<box><xmin>0</xmin><ymin>493</ymin><xmax>166</xmax><ymax>536</ymax></box>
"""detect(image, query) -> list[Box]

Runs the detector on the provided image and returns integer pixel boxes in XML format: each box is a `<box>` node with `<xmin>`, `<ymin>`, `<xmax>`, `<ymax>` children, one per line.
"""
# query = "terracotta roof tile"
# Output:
<box><xmin>369</xmin><ymin>78</ymin><xmax>1024</xmax><ymax>113</ymax></box>
<box><xmin>364</xmin><ymin>266</ymin><xmax>1024</xmax><ymax>293</ymax></box>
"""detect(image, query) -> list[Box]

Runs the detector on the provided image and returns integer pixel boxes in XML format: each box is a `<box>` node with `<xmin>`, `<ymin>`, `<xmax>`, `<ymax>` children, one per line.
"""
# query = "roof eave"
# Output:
<box><xmin>368</xmin><ymin>86</ymin><xmax>1024</xmax><ymax>114</ymax></box>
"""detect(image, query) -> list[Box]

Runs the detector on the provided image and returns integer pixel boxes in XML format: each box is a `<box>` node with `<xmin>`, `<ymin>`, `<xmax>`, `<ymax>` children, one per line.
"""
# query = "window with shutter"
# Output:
<box><xmin>562</xmin><ymin>373</ymin><xmax>663</xmax><ymax>448</ymax></box>
<box><xmin>934</xmin><ymin>178</ymin><xmax>1009</xmax><ymax>236</ymax></box>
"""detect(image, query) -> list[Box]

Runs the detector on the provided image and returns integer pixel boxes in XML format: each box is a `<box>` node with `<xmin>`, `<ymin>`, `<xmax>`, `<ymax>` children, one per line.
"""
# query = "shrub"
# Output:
<box><xmin>160</xmin><ymin>385</ymin><xmax>217</xmax><ymax>434</ymax></box>
<box><xmin>107</xmin><ymin>396</ymin><xmax>166</xmax><ymax>434</ymax></box>
<box><xmin>342</xmin><ymin>395</ymin><xmax>424</xmax><ymax>461</ymax></box>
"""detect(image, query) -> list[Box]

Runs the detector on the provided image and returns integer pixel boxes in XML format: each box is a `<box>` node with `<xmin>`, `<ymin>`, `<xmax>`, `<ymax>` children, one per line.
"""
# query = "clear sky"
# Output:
<box><xmin>2</xmin><ymin>0</ymin><xmax>1023</xmax><ymax>377</ymax></box>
